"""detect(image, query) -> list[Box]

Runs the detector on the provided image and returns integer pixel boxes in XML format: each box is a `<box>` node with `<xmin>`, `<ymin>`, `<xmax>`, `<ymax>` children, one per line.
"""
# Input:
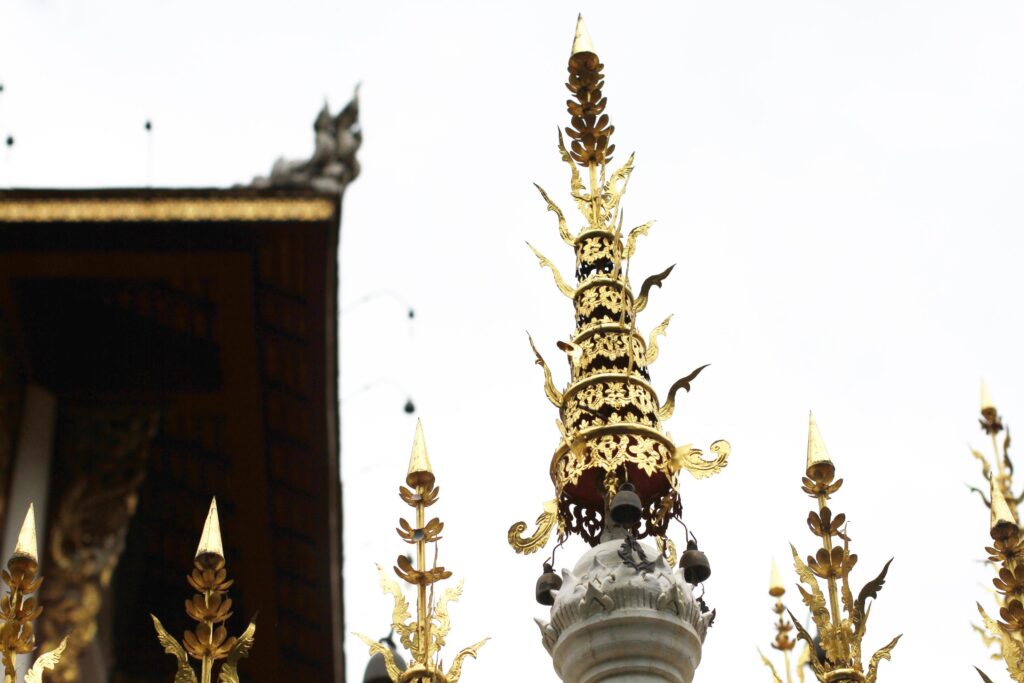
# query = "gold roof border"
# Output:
<box><xmin>0</xmin><ymin>197</ymin><xmax>337</xmax><ymax>223</ymax></box>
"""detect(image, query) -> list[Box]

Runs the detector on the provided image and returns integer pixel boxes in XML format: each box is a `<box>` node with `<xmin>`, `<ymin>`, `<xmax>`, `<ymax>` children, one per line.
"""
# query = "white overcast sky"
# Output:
<box><xmin>5</xmin><ymin>1</ymin><xmax>1024</xmax><ymax>681</ymax></box>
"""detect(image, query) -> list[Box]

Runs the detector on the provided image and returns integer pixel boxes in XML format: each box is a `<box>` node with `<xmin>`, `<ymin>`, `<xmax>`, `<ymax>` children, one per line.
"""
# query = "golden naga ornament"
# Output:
<box><xmin>509</xmin><ymin>15</ymin><xmax>731</xmax><ymax>554</ymax></box>
<box><xmin>151</xmin><ymin>498</ymin><xmax>256</xmax><ymax>683</ymax></box>
<box><xmin>0</xmin><ymin>505</ymin><xmax>69</xmax><ymax>683</ymax></box>
<box><xmin>356</xmin><ymin>421</ymin><xmax>487</xmax><ymax>683</ymax></box>
<box><xmin>971</xmin><ymin>384</ymin><xmax>1024</xmax><ymax>682</ymax></box>
<box><xmin>759</xmin><ymin>559</ymin><xmax>807</xmax><ymax>683</ymax></box>
<box><xmin>785</xmin><ymin>414</ymin><xmax>900</xmax><ymax>683</ymax></box>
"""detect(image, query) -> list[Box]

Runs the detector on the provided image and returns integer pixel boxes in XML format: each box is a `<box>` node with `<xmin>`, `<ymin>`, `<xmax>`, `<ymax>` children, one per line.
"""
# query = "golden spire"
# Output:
<box><xmin>406</xmin><ymin>419</ymin><xmax>435</xmax><ymax>489</ymax></box>
<box><xmin>509</xmin><ymin>15</ymin><xmax>730</xmax><ymax>556</ymax></box>
<box><xmin>195</xmin><ymin>497</ymin><xmax>224</xmax><ymax>559</ymax></box>
<box><xmin>970</xmin><ymin>382</ymin><xmax>1021</xmax><ymax>675</ymax></box>
<box><xmin>982</xmin><ymin>380</ymin><xmax>996</xmax><ymax>413</ymax></box>
<box><xmin>805</xmin><ymin>412</ymin><xmax>834</xmax><ymax>484</ymax></box>
<box><xmin>990</xmin><ymin>477</ymin><xmax>1019</xmax><ymax>541</ymax></box>
<box><xmin>759</xmin><ymin>559</ymin><xmax>797</xmax><ymax>683</ymax></box>
<box><xmin>0</xmin><ymin>505</ymin><xmax>69</xmax><ymax>683</ymax></box>
<box><xmin>152</xmin><ymin>500</ymin><xmax>255</xmax><ymax>683</ymax></box>
<box><xmin>13</xmin><ymin>504</ymin><xmax>37</xmax><ymax>562</ymax></box>
<box><xmin>769</xmin><ymin>558</ymin><xmax>785</xmax><ymax>598</ymax></box>
<box><xmin>788</xmin><ymin>420</ymin><xmax>899</xmax><ymax>682</ymax></box>
<box><xmin>357</xmin><ymin>422</ymin><xmax>487</xmax><ymax>683</ymax></box>
<box><xmin>571</xmin><ymin>14</ymin><xmax>595</xmax><ymax>55</ymax></box>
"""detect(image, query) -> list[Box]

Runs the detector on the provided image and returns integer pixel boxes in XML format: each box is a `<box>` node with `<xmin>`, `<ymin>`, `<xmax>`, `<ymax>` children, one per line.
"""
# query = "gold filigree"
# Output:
<box><xmin>508</xmin><ymin>500</ymin><xmax>559</xmax><ymax>555</ymax></box>
<box><xmin>356</xmin><ymin>422</ymin><xmax>487</xmax><ymax>682</ymax></box>
<box><xmin>672</xmin><ymin>441</ymin><xmax>730</xmax><ymax>480</ymax></box>
<box><xmin>24</xmin><ymin>639</ymin><xmax>68</xmax><ymax>683</ymax></box>
<box><xmin>0</xmin><ymin>198</ymin><xmax>336</xmax><ymax>223</ymax></box>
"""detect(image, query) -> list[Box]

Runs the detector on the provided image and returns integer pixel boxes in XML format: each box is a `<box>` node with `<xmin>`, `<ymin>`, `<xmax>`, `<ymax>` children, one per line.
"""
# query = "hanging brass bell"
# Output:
<box><xmin>609</xmin><ymin>482</ymin><xmax>643</xmax><ymax>526</ymax></box>
<box><xmin>535</xmin><ymin>562</ymin><xmax>562</xmax><ymax>606</ymax></box>
<box><xmin>679</xmin><ymin>539</ymin><xmax>711</xmax><ymax>584</ymax></box>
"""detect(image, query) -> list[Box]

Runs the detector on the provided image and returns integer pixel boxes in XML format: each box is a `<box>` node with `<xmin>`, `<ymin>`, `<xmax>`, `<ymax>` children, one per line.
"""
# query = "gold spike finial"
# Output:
<box><xmin>13</xmin><ymin>503</ymin><xmax>37</xmax><ymax>562</ymax></box>
<box><xmin>806</xmin><ymin>411</ymin><xmax>836</xmax><ymax>484</ymax></box>
<box><xmin>982</xmin><ymin>379</ymin><xmax>996</xmax><ymax>413</ymax></box>
<box><xmin>991</xmin><ymin>476</ymin><xmax>1019</xmax><ymax>541</ymax></box>
<box><xmin>571</xmin><ymin>14</ymin><xmax>596</xmax><ymax>55</ymax></box>
<box><xmin>195</xmin><ymin>497</ymin><xmax>224</xmax><ymax>559</ymax></box>
<box><xmin>406</xmin><ymin>419</ymin><xmax>435</xmax><ymax>489</ymax></box>
<box><xmin>768</xmin><ymin>557</ymin><xmax>785</xmax><ymax>598</ymax></box>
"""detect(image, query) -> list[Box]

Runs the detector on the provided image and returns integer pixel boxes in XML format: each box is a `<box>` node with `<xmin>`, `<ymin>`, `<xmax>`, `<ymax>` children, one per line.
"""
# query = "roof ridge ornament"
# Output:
<box><xmin>509</xmin><ymin>16</ymin><xmax>731</xmax><ymax>555</ymax></box>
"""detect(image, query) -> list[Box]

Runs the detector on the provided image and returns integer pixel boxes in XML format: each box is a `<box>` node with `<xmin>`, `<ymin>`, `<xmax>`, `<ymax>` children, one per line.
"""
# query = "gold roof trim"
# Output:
<box><xmin>0</xmin><ymin>197</ymin><xmax>336</xmax><ymax>223</ymax></box>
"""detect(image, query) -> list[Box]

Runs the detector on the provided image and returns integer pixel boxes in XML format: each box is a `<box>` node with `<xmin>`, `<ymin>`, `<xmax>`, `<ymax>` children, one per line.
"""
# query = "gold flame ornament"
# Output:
<box><xmin>150</xmin><ymin>498</ymin><xmax>256</xmax><ymax>683</ymax></box>
<box><xmin>0</xmin><ymin>505</ymin><xmax>69</xmax><ymax>683</ymax></box>
<box><xmin>758</xmin><ymin>559</ymin><xmax>806</xmax><ymax>683</ymax></box>
<box><xmin>785</xmin><ymin>414</ymin><xmax>900</xmax><ymax>683</ymax></box>
<box><xmin>356</xmin><ymin>421</ymin><xmax>487</xmax><ymax>683</ymax></box>
<box><xmin>508</xmin><ymin>15</ymin><xmax>730</xmax><ymax>555</ymax></box>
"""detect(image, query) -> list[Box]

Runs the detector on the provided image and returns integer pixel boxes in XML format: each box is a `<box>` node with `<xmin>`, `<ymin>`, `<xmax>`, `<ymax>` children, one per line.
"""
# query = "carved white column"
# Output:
<box><xmin>536</xmin><ymin>531</ymin><xmax>711</xmax><ymax>683</ymax></box>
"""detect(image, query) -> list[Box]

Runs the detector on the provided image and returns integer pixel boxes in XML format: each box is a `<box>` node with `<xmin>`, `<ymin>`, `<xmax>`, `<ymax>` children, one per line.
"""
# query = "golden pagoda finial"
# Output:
<box><xmin>571</xmin><ymin>14</ymin><xmax>595</xmax><ymax>55</ymax></box>
<box><xmin>356</xmin><ymin>422</ymin><xmax>487</xmax><ymax>683</ymax></box>
<box><xmin>195</xmin><ymin>497</ymin><xmax>224</xmax><ymax>559</ymax></box>
<box><xmin>0</xmin><ymin>505</ymin><xmax>69</xmax><ymax>683</ymax></box>
<box><xmin>806</xmin><ymin>412</ymin><xmax>834</xmax><ymax>484</ymax></box>
<box><xmin>151</xmin><ymin>499</ymin><xmax>255</xmax><ymax>683</ymax></box>
<box><xmin>406</xmin><ymin>419</ymin><xmax>435</xmax><ymax>489</ymax></box>
<box><xmin>509</xmin><ymin>15</ymin><xmax>730</xmax><ymax>556</ymax></box>
<box><xmin>13</xmin><ymin>504</ymin><xmax>37</xmax><ymax>562</ymax></box>
<box><xmin>787</xmin><ymin>417</ymin><xmax>900</xmax><ymax>683</ymax></box>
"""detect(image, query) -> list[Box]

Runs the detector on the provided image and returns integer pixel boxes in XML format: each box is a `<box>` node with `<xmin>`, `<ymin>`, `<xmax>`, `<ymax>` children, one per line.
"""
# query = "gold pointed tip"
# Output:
<box><xmin>571</xmin><ymin>14</ymin><xmax>596</xmax><ymax>55</ymax></box>
<box><xmin>768</xmin><ymin>557</ymin><xmax>785</xmax><ymax>597</ymax></box>
<box><xmin>12</xmin><ymin>504</ymin><xmax>37</xmax><ymax>562</ymax></box>
<box><xmin>806</xmin><ymin>411</ymin><xmax>835</xmax><ymax>483</ymax></box>
<box><xmin>981</xmin><ymin>379</ymin><xmax>996</xmax><ymax>413</ymax></box>
<box><xmin>195</xmin><ymin>497</ymin><xmax>225</xmax><ymax>560</ymax></box>
<box><xmin>406</xmin><ymin>419</ymin><xmax>435</xmax><ymax>489</ymax></box>
<box><xmin>990</xmin><ymin>478</ymin><xmax>1019</xmax><ymax>541</ymax></box>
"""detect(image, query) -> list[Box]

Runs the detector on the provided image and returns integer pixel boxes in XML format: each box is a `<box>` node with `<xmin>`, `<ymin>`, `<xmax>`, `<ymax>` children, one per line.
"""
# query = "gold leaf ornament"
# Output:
<box><xmin>507</xmin><ymin>500</ymin><xmax>559</xmax><ymax>555</ymax></box>
<box><xmin>218</xmin><ymin>620</ymin><xmax>256</xmax><ymax>683</ymax></box>
<box><xmin>24</xmin><ymin>636</ymin><xmax>69</xmax><ymax>683</ymax></box>
<box><xmin>672</xmin><ymin>440</ymin><xmax>730</xmax><ymax>480</ymax></box>
<box><xmin>150</xmin><ymin>615</ymin><xmax>198</xmax><ymax>683</ymax></box>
